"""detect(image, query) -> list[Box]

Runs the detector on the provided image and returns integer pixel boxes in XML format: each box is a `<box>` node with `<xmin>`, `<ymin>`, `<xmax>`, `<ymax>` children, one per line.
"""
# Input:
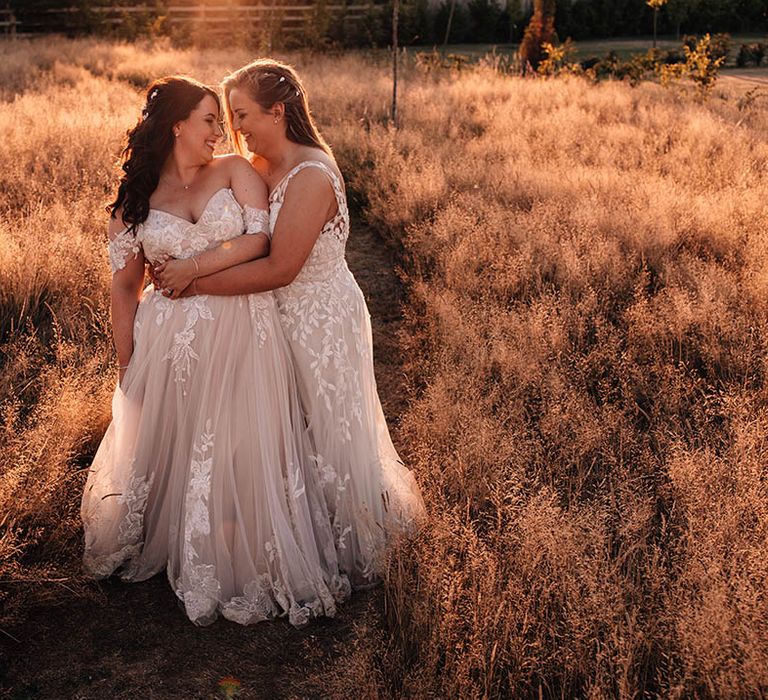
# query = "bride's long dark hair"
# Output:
<box><xmin>108</xmin><ymin>76</ymin><xmax>221</xmax><ymax>234</ymax></box>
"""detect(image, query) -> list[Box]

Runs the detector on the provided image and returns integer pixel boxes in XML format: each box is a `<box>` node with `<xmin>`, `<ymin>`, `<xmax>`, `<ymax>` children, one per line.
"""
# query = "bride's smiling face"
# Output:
<box><xmin>228</xmin><ymin>87</ymin><xmax>278</xmax><ymax>155</ymax></box>
<box><xmin>174</xmin><ymin>94</ymin><xmax>223</xmax><ymax>163</ymax></box>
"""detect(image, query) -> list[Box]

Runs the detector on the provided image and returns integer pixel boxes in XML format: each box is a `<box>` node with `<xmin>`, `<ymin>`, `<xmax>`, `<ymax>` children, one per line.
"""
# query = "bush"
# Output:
<box><xmin>537</xmin><ymin>38</ymin><xmax>574</xmax><ymax>76</ymax></box>
<box><xmin>683</xmin><ymin>32</ymin><xmax>731</xmax><ymax>65</ymax></box>
<box><xmin>737</xmin><ymin>43</ymin><xmax>767</xmax><ymax>68</ymax></box>
<box><xmin>660</xmin><ymin>33</ymin><xmax>726</xmax><ymax>98</ymax></box>
<box><xmin>571</xmin><ymin>37</ymin><xmax>723</xmax><ymax>96</ymax></box>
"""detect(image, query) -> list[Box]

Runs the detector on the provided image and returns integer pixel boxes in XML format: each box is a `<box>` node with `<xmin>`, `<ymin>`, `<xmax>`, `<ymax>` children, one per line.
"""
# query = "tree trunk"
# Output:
<box><xmin>392</xmin><ymin>0</ymin><xmax>399</xmax><ymax>127</ymax></box>
<box><xmin>443</xmin><ymin>0</ymin><xmax>456</xmax><ymax>55</ymax></box>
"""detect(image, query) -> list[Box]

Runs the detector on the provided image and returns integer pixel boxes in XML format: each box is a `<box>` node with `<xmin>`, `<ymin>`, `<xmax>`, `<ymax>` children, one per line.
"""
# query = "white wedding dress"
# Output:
<box><xmin>81</xmin><ymin>187</ymin><xmax>351</xmax><ymax>627</ymax></box>
<box><xmin>269</xmin><ymin>161</ymin><xmax>427</xmax><ymax>588</ymax></box>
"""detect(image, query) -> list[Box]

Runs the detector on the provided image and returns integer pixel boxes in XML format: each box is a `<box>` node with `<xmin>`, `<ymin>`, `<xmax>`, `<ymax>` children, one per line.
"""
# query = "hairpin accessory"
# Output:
<box><xmin>279</xmin><ymin>76</ymin><xmax>285</xmax><ymax>83</ymax></box>
<box><xmin>142</xmin><ymin>87</ymin><xmax>160</xmax><ymax>119</ymax></box>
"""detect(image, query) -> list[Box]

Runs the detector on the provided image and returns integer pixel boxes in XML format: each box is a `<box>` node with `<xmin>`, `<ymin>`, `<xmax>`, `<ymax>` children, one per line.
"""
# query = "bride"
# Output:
<box><xmin>154</xmin><ymin>60</ymin><xmax>427</xmax><ymax>589</ymax></box>
<box><xmin>80</xmin><ymin>75</ymin><xmax>350</xmax><ymax>628</ymax></box>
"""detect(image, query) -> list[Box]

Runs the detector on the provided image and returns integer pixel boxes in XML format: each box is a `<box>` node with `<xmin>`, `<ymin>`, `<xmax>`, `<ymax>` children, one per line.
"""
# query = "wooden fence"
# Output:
<box><xmin>2</xmin><ymin>3</ymin><xmax>385</xmax><ymax>39</ymax></box>
<box><xmin>1</xmin><ymin>9</ymin><xmax>17</xmax><ymax>38</ymax></box>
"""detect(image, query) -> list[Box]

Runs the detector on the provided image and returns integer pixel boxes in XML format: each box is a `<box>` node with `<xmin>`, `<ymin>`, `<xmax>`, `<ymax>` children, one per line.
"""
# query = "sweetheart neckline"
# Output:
<box><xmin>149</xmin><ymin>186</ymin><xmax>232</xmax><ymax>225</ymax></box>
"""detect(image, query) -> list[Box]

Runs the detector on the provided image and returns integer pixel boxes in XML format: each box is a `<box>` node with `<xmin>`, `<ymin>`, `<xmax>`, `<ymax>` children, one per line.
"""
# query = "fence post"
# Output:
<box><xmin>2</xmin><ymin>5</ymin><xmax>16</xmax><ymax>40</ymax></box>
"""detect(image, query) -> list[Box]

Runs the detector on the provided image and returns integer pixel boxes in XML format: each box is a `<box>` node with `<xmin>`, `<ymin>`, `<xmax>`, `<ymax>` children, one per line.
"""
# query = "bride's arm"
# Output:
<box><xmin>107</xmin><ymin>214</ymin><xmax>145</xmax><ymax>385</ymax></box>
<box><xmin>154</xmin><ymin>158</ymin><xmax>270</xmax><ymax>295</ymax></box>
<box><xmin>186</xmin><ymin>167</ymin><xmax>336</xmax><ymax>296</ymax></box>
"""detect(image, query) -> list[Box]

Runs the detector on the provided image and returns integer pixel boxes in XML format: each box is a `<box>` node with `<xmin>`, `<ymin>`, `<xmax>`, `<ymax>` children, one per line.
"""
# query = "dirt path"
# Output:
<box><xmin>0</xmin><ymin>216</ymin><xmax>405</xmax><ymax>700</ymax></box>
<box><xmin>721</xmin><ymin>68</ymin><xmax>768</xmax><ymax>88</ymax></box>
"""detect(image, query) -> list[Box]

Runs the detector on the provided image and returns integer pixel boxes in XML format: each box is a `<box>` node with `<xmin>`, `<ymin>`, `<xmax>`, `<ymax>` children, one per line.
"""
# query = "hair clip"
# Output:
<box><xmin>279</xmin><ymin>76</ymin><xmax>286</xmax><ymax>83</ymax></box>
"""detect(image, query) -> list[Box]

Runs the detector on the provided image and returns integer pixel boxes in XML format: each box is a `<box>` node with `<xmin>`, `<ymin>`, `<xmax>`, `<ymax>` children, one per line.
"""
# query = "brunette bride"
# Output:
<box><xmin>81</xmin><ymin>75</ymin><xmax>350</xmax><ymax>628</ymax></box>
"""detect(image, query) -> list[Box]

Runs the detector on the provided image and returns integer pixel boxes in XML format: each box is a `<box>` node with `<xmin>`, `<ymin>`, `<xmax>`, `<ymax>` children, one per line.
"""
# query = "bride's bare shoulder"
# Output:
<box><xmin>107</xmin><ymin>207</ymin><xmax>129</xmax><ymax>238</ymax></box>
<box><xmin>213</xmin><ymin>153</ymin><xmax>267</xmax><ymax>188</ymax></box>
<box><xmin>212</xmin><ymin>153</ymin><xmax>253</xmax><ymax>172</ymax></box>
<box><xmin>297</xmin><ymin>147</ymin><xmax>339</xmax><ymax>174</ymax></box>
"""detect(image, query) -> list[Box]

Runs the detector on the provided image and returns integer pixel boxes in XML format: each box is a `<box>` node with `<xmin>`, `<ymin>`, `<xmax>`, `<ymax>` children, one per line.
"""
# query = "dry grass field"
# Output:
<box><xmin>2</xmin><ymin>37</ymin><xmax>768</xmax><ymax>698</ymax></box>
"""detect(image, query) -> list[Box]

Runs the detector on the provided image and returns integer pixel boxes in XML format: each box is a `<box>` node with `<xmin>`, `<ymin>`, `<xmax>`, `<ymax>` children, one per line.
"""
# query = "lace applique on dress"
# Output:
<box><xmin>177</xmin><ymin>420</ymin><xmax>221</xmax><ymax>622</ymax></box>
<box><xmin>108</xmin><ymin>229</ymin><xmax>141</xmax><ymax>273</ymax></box>
<box><xmin>247</xmin><ymin>295</ymin><xmax>271</xmax><ymax>348</ymax></box>
<box><xmin>221</xmin><ymin>575</ymin><xmax>279</xmax><ymax>624</ymax></box>
<box><xmin>84</xmin><ymin>182</ymin><xmax>353</xmax><ymax>627</ymax></box>
<box><xmin>163</xmin><ymin>296</ymin><xmax>214</xmax><ymax>388</ymax></box>
<box><xmin>243</xmin><ymin>206</ymin><xmax>270</xmax><ymax>237</ymax></box>
<box><xmin>117</xmin><ymin>471</ymin><xmax>156</xmax><ymax>545</ymax></box>
<box><xmin>270</xmin><ymin>160</ymin><xmax>428</xmax><ymax>587</ymax></box>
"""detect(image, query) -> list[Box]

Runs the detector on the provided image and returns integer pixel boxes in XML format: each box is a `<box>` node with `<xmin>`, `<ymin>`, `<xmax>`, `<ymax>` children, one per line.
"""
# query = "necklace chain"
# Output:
<box><xmin>161</xmin><ymin>174</ymin><xmax>193</xmax><ymax>190</ymax></box>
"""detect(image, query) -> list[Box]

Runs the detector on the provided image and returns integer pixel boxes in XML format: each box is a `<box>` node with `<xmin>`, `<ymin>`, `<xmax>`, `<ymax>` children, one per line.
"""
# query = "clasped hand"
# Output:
<box><xmin>150</xmin><ymin>258</ymin><xmax>196</xmax><ymax>300</ymax></box>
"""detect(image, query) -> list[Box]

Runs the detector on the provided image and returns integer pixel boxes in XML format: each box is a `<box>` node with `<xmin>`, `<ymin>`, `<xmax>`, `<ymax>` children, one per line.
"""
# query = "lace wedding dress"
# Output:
<box><xmin>269</xmin><ymin>161</ymin><xmax>427</xmax><ymax>588</ymax></box>
<box><xmin>81</xmin><ymin>187</ymin><xmax>351</xmax><ymax>627</ymax></box>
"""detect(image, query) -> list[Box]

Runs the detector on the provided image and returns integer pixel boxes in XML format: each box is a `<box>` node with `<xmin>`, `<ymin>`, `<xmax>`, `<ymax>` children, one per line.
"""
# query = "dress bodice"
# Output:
<box><xmin>108</xmin><ymin>187</ymin><xmax>269</xmax><ymax>273</ymax></box>
<box><xmin>269</xmin><ymin>161</ymin><xmax>349</xmax><ymax>285</ymax></box>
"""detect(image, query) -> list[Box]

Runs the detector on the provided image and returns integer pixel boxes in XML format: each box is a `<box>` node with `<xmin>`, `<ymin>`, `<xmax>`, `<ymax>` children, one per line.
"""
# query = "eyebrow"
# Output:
<box><xmin>204</xmin><ymin>112</ymin><xmax>218</xmax><ymax>118</ymax></box>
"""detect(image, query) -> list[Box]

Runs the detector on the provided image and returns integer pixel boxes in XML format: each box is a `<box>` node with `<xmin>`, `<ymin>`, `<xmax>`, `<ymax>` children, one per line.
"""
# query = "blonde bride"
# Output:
<box><xmin>154</xmin><ymin>61</ymin><xmax>427</xmax><ymax>590</ymax></box>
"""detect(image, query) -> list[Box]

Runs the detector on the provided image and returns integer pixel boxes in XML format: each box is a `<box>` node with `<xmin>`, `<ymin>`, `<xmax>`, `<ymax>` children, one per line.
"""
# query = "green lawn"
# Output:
<box><xmin>410</xmin><ymin>34</ymin><xmax>767</xmax><ymax>67</ymax></box>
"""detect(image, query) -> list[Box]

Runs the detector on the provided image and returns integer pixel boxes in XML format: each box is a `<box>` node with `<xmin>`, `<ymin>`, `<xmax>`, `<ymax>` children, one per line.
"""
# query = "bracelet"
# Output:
<box><xmin>192</xmin><ymin>278</ymin><xmax>199</xmax><ymax>295</ymax></box>
<box><xmin>191</xmin><ymin>257</ymin><xmax>200</xmax><ymax>276</ymax></box>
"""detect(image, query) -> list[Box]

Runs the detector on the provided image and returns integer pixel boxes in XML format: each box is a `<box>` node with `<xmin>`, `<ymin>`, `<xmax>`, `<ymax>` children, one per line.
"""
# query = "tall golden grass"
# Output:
<box><xmin>354</xmin><ymin>68</ymin><xmax>768</xmax><ymax>698</ymax></box>
<box><xmin>2</xmin><ymin>37</ymin><xmax>768</xmax><ymax>698</ymax></box>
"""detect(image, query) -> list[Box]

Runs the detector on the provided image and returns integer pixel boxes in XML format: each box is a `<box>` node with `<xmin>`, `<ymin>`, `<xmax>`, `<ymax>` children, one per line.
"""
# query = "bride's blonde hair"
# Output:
<box><xmin>221</xmin><ymin>59</ymin><xmax>332</xmax><ymax>158</ymax></box>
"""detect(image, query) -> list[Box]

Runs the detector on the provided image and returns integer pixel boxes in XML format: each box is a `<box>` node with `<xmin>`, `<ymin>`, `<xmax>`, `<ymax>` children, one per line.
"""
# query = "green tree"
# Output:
<box><xmin>667</xmin><ymin>0</ymin><xmax>697</xmax><ymax>39</ymax></box>
<box><xmin>505</xmin><ymin>0</ymin><xmax>526</xmax><ymax>42</ymax></box>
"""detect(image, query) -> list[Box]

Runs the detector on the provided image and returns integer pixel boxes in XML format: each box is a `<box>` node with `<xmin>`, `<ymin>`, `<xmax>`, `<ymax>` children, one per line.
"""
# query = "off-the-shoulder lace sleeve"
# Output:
<box><xmin>243</xmin><ymin>206</ymin><xmax>271</xmax><ymax>238</ymax></box>
<box><xmin>108</xmin><ymin>228</ymin><xmax>141</xmax><ymax>273</ymax></box>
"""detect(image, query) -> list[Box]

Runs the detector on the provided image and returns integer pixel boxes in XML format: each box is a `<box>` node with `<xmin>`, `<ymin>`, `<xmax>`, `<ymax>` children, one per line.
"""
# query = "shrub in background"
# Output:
<box><xmin>737</xmin><ymin>42</ymin><xmax>767</xmax><ymax>67</ymax></box>
<box><xmin>664</xmin><ymin>33</ymin><xmax>727</xmax><ymax>96</ymax></box>
<box><xmin>682</xmin><ymin>31</ymin><xmax>731</xmax><ymax>64</ymax></box>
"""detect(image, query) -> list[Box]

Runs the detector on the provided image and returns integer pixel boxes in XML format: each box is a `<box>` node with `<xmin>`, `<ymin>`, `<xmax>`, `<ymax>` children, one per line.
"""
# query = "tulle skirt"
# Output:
<box><xmin>81</xmin><ymin>286</ymin><xmax>351</xmax><ymax>627</ymax></box>
<box><xmin>275</xmin><ymin>263</ymin><xmax>427</xmax><ymax>589</ymax></box>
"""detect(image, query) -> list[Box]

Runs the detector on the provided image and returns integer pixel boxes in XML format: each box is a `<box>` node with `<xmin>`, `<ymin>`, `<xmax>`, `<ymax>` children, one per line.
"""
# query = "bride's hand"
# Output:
<box><xmin>174</xmin><ymin>281</ymin><xmax>195</xmax><ymax>300</ymax></box>
<box><xmin>154</xmin><ymin>258</ymin><xmax>197</xmax><ymax>297</ymax></box>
